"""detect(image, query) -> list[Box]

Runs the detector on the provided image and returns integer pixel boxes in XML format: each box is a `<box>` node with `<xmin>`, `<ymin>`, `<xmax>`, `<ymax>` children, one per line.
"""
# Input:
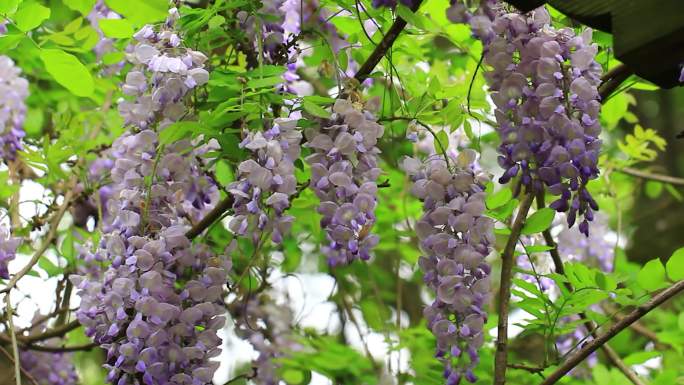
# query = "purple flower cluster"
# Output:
<box><xmin>71</xmin><ymin>129</ymin><xmax>228</xmax><ymax>385</ymax></box>
<box><xmin>304</xmin><ymin>99</ymin><xmax>384</xmax><ymax>266</ymax></box>
<box><xmin>403</xmin><ymin>150</ymin><xmax>494</xmax><ymax>384</ymax></box>
<box><xmin>0</xmin><ymin>55</ymin><xmax>29</xmax><ymax>162</ymax></box>
<box><xmin>0</xmin><ymin>224</ymin><xmax>20</xmax><ymax>279</ymax></box>
<box><xmin>448</xmin><ymin>2</ymin><xmax>603</xmax><ymax>235</ymax></box>
<box><xmin>232</xmin><ymin>295</ymin><xmax>301</xmax><ymax>385</ymax></box>
<box><xmin>228</xmin><ymin>118</ymin><xmax>302</xmax><ymax>244</ymax></box>
<box><xmin>20</xmin><ymin>349</ymin><xmax>79</xmax><ymax>385</ymax></box>
<box><xmin>119</xmin><ymin>8</ymin><xmax>210</xmax><ymax>130</ymax></box>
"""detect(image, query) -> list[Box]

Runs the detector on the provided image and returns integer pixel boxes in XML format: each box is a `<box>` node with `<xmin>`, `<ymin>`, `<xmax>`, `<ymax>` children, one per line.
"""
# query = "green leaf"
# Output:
<box><xmin>666</xmin><ymin>247</ymin><xmax>684</xmax><ymax>281</ymax></box>
<box><xmin>524</xmin><ymin>245</ymin><xmax>554</xmax><ymax>253</ymax></box>
<box><xmin>302</xmin><ymin>100</ymin><xmax>331</xmax><ymax>119</ymax></box>
<box><xmin>159</xmin><ymin>121</ymin><xmax>202</xmax><ymax>145</ymax></box>
<box><xmin>282</xmin><ymin>369</ymin><xmax>306</xmax><ymax>384</ymax></box>
<box><xmin>97</xmin><ymin>18</ymin><xmax>134</xmax><ymax>38</ymax></box>
<box><xmin>62</xmin><ymin>0</ymin><xmax>97</xmax><ymax>15</ymax></box>
<box><xmin>14</xmin><ymin>1</ymin><xmax>50</xmax><ymax>31</ymax></box>
<box><xmin>521</xmin><ymin>208</ymin><xmax>555</xmax><ymax>235</ymax></box>
<box><xmin>60</xmin><ymin>232</ymin><xmax>76</xmax><ymax>263</ymax></box>
<box><xmin>645</xmin><ymin>180</ymin><xmax>663</xmax><ymax>199</ymax></box>
<box><xmin>0</xmin><ymin>34</ymin><xmax>24</xmax><ymax>51</ymax></box>
<box><xmin>623</xmin><ymin>351</ymin><xmax>660</xmax><ymax>366</ymax></box>
<box><xmin>0</xmin><ymin>0</ymin><xmax>21</xmax><ymax>14</ymax></box>
<box><xmin>104</xmin><ymin>0</ymin><xmax>168</xmax><ymax>26</ymax></box>
<box><xmin>435</xmin><ymin>130</ymin><xmax>449</xmax><ymax>154</ymax></box>
<box><xmin>395</xmin><ymin>4</ymin><xmax>424</xmax><ymax>28</ymax></box>
<box><xmin>246</xmin><ymin>75</ymin><xmax>284</xmax><ymax>89</ymax></box>
<box><xmin>486</xmin><ymin>187</ymin><xmax>512</xmax><ymax>210</ymax></box>
<box><xmin>40</xmin><ymin>49</ymin><xmax>94</xmax><ymax>97</ymax></box>
<box><xmin>38</xmin><ymin>257</ymin><xmax>60</xmax><ymax>277</ymax></box>
<box><xmin>208</xmin><ymin>15</ymin><xmax>225</xmax><ymax>30</ymax></box>
<box><xmin>637</xmin><ymin>258</ymin><xmax>667</xmax><ymax>291</ymax></box>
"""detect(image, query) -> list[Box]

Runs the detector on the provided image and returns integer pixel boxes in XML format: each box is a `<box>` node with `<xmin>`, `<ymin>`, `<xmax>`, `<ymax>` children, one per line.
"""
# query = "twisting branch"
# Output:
<box><xmin>540</xmin><ymin>280</ymin><xmax>684</xmax><ymax>385</ymax></box>
<box><xmin>353</xmin><ymin>0</ymin><xmax>424</xmax><ymax>83</ymax></box>
<box><xmin>619</xmin><ymin>167</ymin><xmax>684</xmax><ymax>186</ymax></box>
<box><xmin>494</xmin><ymin>192</ymin><xmax>535</xmax><ymax>385</ymax></box>
<box><xmin>536</xmin><ymin>193</ymin><xmax>645</xmax><ymax>385</ymax></box>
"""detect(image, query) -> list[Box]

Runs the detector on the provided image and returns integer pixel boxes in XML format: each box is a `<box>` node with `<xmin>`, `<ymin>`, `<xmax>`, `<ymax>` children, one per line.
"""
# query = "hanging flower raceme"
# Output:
<box><xmin>403</xmin><ymin>150</ymin><xmax>494</xmax><ymax>384</ymax></box>
<box><xmin>0</xmin><ymin>224</ymin><xmax>20</xmax><ymax>279</ymax></box>
<box><xmin>228</xmin><ymin>117</ymin><xmax>302</xmax><ymax>244</ymax></box>
<box><xmin>304</xmin><ymin>99</ymin><xmax>384</xmax><ymax>266</ymax></box>
<box><xmin>448</xmin><ymin>1</ymin><xmax>603</xmax><ymax>235</ymax></box>
<box><xmin>72</xmin><ymin>9</ymin><xmax>228</xmax><ymax>385</ymax></box>
<box><xmin>71</xmin><ymin>131</ymin><xmax>229</xmax><ymax>385</ymax></box>
<box><xmin>119</xmin><ymin>8</ymin><xmax>210</xmax><ymax>130</ymax></box>
<box><xmin>0</xmin><ymin>55</ymin><xmax>29</xmax><ymax>162</ymax></box>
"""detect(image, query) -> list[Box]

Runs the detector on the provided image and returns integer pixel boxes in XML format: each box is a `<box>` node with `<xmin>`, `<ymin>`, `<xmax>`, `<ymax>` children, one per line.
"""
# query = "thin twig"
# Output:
<box><xmin>494</xmin><ymin>192</ymin><xmax>535</xmax><ymax>385</ymax></box>
<box><xmin>536</xmin><ymin>193</ymin><xmax>645</xmax><ymax>385</ymax></box>
<box><xmin>539</xmin><ymin>280</ymin><xmax>684</xmax><ymax>385</ymax></box>
<box><xmin>619</xmin><ymin>167</ymin><xmax>684</xmax><ymax>186</ymax></box>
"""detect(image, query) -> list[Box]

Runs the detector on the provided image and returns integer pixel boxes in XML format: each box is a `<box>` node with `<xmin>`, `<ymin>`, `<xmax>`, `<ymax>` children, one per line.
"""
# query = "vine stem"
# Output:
<box><xmin>494</xmin><ymin>192</ymin><xmax>535</xmax><ymax>385</ymax></box>
<box><xmin>536</xmin><ymin>193</ymin><xmax>645</xmax><ymax>385</ymax></box>
<box><xmin>539</xmin><ymin>279</ymin><xmax>684</xmax><ymax>385</ymax></box>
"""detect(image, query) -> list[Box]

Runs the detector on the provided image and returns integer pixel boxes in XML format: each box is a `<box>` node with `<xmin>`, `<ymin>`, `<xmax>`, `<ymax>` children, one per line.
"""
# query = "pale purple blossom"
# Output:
<box><xmin>404</xmin><ymin>150</ymin><xmax>494</xmax><ymax>384</ymax></box>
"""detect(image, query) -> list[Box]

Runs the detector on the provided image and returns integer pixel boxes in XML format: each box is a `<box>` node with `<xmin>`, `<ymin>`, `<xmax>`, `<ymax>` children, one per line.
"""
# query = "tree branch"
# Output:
<box><xmin>494</xmin><ymin>192</ymin><xmax>535</xmax><ymax>385</ymax></box>
<box><xmin>539</xmin><ymin>280</ymin><xmax>684</xmax><ymax>385</ymax></box>
<box><xmin>619</xmin><ymin>167</ymin><xmax>684</xmax><ymax>186</ymax></box>
<box><xmin>353</xmin><ymin>1</ymin><xmax>424</xmax><ymax>84</ymax></box>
